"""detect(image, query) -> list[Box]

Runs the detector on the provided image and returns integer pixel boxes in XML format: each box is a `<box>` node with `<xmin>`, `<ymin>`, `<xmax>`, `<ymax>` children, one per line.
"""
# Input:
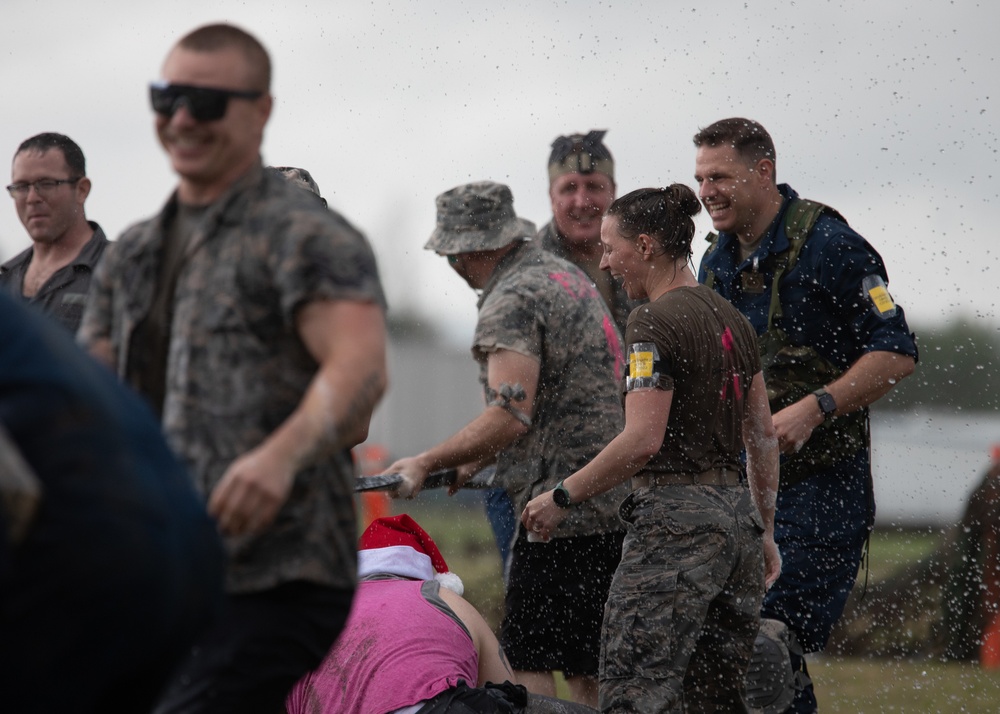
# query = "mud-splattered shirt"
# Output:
<box><xmin>473</xmin><ymin>241</ymin><xmax>627</xmax><ymax>537</ymax></box>
<box><xmin>79</xmin><ymin>163</ymin><xmax>386</xmax><ymax>593</ymax></box>
<box><xmin>625</xmin><ymin>285</ymin><xmax>760</xmax><ymax>475</ymax></box>
<box><xmin>536</xmin><ymin>220</ymin><xmax>643</xmax><ymax>337</ymax></box>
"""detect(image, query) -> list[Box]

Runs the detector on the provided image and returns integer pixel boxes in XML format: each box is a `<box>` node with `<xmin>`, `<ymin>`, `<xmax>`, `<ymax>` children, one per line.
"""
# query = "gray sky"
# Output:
<box><xmin>2</xmin><ymin>0</ymin><xmax>995</xmax><ymax>344</ymax></box>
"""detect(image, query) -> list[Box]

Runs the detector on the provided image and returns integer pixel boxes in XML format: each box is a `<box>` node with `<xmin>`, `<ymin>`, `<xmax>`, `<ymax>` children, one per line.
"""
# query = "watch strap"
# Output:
<box><xmin>553</xmin><ymin>480</ymin><xmax>572</xmax><ymax>508</ymax></box>
<box><xmin>813</xmin><ymin>388</ymin><xmax>837</xmax><ymax>420</ymax></box>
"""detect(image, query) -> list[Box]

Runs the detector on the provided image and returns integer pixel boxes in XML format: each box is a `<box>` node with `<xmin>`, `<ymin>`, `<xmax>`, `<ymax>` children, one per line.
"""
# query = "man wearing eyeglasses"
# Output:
<box><xmin>2</xmin><ymin>133</ymin><xmax>108</xmax><ymax>333</ymax></box>
<box><xmin>79</xmin><ymin>23</ymin><xmax>388</xmax><ymax>714</ymax></box>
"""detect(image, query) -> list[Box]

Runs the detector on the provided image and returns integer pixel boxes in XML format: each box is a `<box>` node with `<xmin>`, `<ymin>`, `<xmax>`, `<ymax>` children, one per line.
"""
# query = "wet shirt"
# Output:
<box><xmin>0</xmin><ymin>223</ymin><xmax>109</xmax><ymax>334</ymax></box>
<box><xmin>536</xmin><ymin>221</ymin><xmax>643</xmax><ymax>337</ymax></box>
<box><xmin>286</xmin><ymin>579</ymin><xmax>477</xmax><ymax>714</ymax></box>
<box><xmin>473</xmin><ymin>241</ymin><xmax>627</xmax><ymax>537</ymax></box>
<box><xmin>79</xmin><ymin>163</ymin><xmax>386</xmax><ymax>593</ymax></box>
<box><xmin>697</xmin><ymin>184</ymin><xmax>917</xmax><ymax>372</ymax></box>
<box><xmin>626</xmin><ymin>285</ymin><xmax>760</xmax><ymax>475</ymax></box>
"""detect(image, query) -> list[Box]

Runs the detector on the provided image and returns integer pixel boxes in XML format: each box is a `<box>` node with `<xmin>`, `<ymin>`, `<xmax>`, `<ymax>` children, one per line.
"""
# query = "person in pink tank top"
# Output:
<box><xmin>285</xmin><ymin>515</ymin><xmax>598</xmax><ymax>714</ymax></box>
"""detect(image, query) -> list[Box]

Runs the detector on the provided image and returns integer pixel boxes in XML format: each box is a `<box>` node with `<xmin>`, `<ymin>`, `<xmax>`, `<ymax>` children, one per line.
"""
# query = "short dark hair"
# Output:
<box><xmin>15</xmin><ymin>133</ymin><xmax>86</xmax><ymax>177</ymax></box>
<box><xmin>177</xmin><ymin>23</ymin><xmax>271</xmax><ymax>91</ymax></box>
<box><xmin>606</xmin><ymin>184</ymin><xmax>702</xmax><ymax>262</ymax></box>
<box><xmin>693</xmin><ymin>117</ymin><xmax>776</xmax><ymax>170</ymax></box>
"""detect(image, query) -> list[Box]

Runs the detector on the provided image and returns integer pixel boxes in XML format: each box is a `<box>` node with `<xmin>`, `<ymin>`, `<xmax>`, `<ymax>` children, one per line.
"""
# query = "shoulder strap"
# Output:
<box><xmin>765</xmin><ymin>199</ymin><xmax>846</xmax><ymax>330</ymax></box>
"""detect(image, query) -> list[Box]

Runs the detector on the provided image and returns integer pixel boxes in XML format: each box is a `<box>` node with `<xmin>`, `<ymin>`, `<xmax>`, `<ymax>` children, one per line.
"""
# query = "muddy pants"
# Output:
<box><xmin>599</xmin><ymin>484</ymin><xmax>765</xmax><ymax>713</ymax></box>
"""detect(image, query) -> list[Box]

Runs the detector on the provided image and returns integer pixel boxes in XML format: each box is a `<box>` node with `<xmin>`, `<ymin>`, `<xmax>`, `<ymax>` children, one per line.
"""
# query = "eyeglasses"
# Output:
<box><xmin>149</xmin><ymin>81</ymin><xmax>264</xmax><ymax>122</ymax></box>
<box><xmin>6</xmin><ymin>178</ymin><xmax>81</xmax><ymax>198</ymax></box>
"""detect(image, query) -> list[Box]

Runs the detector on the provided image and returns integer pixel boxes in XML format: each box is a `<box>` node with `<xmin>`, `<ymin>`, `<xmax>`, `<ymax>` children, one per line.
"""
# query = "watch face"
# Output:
<box><xmin>818</xmin><ymin>392</ymin><xmax>836</xmax><ymax>415</ymax></box>
<box><xmin>553</xmin><ymin>484</ymin><xmax>571</xmax><ymax>507</ymax></box>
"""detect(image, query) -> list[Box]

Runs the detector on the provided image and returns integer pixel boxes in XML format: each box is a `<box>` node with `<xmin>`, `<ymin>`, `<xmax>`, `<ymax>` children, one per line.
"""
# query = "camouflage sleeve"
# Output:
<box><xmin>77</xmin><ymin>239</ymin><xmax>118</xmax><ymax>349</ymax></box>
<box><xmin>473</xmin><ymin>284</ymin><xmax>543</xmax><ymax>361</ymax></box>
<box><xmin>273</xmin><ymin>208</ymin><xmax>387</xmax><ymax>326</ymax></box>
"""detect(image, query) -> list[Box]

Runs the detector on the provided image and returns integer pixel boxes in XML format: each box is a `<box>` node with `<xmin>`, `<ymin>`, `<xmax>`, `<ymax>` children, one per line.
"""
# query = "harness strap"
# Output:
<box><xmin>701</xmin><ymin>198</ymin><xmax>846</xmax><ymax>325</ymax></box>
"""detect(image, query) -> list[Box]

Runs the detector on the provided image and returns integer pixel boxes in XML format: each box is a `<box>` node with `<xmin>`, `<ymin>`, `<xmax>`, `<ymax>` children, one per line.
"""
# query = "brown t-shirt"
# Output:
<box><xmin>624</xmin><ymin>285</ymin><xmax>761</xmax><ymax>475</ymax></box>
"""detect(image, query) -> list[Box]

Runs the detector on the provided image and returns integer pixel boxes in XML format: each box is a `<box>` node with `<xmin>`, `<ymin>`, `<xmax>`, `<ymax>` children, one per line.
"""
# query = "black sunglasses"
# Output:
<box><xmin>149</xmin><ymin>82</ymin><xmax>263</xmax><ymax>122</ymax></box>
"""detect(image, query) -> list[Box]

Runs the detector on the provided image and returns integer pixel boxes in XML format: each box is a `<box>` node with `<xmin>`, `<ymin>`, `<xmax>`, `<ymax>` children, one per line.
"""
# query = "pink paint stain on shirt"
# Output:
<box><xmin>549</xmin><ymin>271</ymin><xmax>599</xmax><ymax>300</ymax></box>
<box><xmin>603</xmin><ymin>315</ymin><xmax>625</xmax><ymax>381</ymax></box>
<box><xmin>719</xmin><ymin>327</ymin><xmax>743</xmax><ymax>401</ymax></box>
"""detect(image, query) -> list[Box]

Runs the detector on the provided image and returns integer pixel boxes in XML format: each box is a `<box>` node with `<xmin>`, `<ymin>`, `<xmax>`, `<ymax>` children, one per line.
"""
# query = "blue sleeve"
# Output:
<box><xmin>810</xmin><ymin>217</ymin><xmax>917</xmax><ymax>360</ymax></box>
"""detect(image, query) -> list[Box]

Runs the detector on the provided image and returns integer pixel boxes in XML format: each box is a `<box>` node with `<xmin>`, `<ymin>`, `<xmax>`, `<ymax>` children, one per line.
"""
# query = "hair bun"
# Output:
<box><xmin>667</xmin><ymin>183</ymin><xmax>702</xmax><ymax>218</ymax></box>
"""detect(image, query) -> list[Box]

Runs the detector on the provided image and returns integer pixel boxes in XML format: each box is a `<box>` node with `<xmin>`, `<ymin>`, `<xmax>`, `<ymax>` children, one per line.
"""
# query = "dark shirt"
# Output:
<box><xmin>0</xmin><ymin>222</ymin><xmax>109</xmax><ymax>334</ymax></box>
<box><xmin>626</xmin><ymin>285</ymin><xmax>760</xmax><ymax>475</ymax></box>
<box><xmin>697</xmin><ymin>185</ymin><xmax>917</xmax><ymax>373</ymax></box>
<box><xmin>0</xmin><ymin>291</ymin><xmax>224</xmax><ymax>710</ymax></box>
<box><xmin>132</xmin><ymin>203</ymin><xmax>205</xmax><ymax>417</ymax></box>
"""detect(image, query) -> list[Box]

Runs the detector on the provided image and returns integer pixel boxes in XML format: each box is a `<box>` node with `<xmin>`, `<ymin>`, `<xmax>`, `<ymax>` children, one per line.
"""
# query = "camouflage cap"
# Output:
<box><xmin>271</xmin><ymin>166</ymin><xmax>326</xmax><ymax>206</ymax></box>
<box><xmin>425</xmin><ymin>181</ymin><xmax>536</xmax><ymax>255</ymax></box>
<box><xmin>548</xmin><ymin>129</ymin><xmax>614</xmax><ymax>184</ymax></box>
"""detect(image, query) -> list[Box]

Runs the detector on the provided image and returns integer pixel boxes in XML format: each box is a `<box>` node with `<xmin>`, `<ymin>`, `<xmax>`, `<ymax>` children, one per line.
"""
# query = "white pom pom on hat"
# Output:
<box><xmin>357</xmin><ymin>514</ymin><xmax>464</xmax><ymax>596</ymax></box>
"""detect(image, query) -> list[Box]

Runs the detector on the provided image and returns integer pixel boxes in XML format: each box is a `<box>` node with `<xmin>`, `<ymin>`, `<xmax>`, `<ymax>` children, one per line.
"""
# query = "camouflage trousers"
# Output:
<box><xmin>599</xmin><ymin>484</ymin><xmax>765</xmax><ymax>714</ymax></box>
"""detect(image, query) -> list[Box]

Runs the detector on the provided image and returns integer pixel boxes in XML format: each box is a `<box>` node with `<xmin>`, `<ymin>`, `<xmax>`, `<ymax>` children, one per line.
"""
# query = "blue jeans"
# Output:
<box><xmin>484</xmin><ymin>488</ymin><xmax>516</xmax><ymax>578</ymax></box>
<box><xmin>762</xmin><ymin>449</ymin><xmax>873</xmax><ymax>713</ymax></box>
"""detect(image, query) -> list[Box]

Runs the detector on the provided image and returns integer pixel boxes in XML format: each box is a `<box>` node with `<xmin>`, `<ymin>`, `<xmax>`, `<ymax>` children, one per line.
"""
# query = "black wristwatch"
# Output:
<box><xmin>552</xmin><ymin>480</ymin><xmax>573</xmax><ymax>508</ymax></box>
<box><xmin>813</xmin><ymin>388</ymin><xmax>837</xmax><ymax>421</ymax></box>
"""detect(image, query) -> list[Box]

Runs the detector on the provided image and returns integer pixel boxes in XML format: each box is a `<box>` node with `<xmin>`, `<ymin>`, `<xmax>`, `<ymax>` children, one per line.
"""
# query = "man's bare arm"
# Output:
<box><xmin>773</xmin><ymin>350</ymin><xmax>915</xmax><ymax>454</ymax></box>
<box><xmin>387</xmin><ymin>348</ymin><xmax>538</xmax><ymax>499</ymax></box>
<box><xmin>439</xmin><ymin>587</ymin><xmax>517</xmax><ymax>686</ymax></box>
<box><xmin>208</xmin><ymin>299</ymin><xmax>387</xmax><ymax>535</ymax></box>
<box><xmin>824</xmin><ymin>350</ymin><xmax>916</xmax><ymax>415</ymax></box>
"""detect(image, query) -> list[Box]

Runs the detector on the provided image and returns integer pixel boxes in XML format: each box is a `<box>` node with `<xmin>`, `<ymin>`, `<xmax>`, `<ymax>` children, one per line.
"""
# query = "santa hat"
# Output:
<box><xmin>357</xmin><ymin>514</ymin><xmax>464</xmax><ymax>596</ymax></box>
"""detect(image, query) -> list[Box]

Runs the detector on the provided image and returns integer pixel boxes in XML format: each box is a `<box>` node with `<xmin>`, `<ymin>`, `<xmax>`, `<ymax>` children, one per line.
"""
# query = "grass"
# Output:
<box><xmin>864</xmin><ymin>526</ymin><xmax>942</xmax><ymax>582</ymax></box>
<box><xmin>363</xmin><ymin>495</ymin><xmax>1000</xmax><ymax>709</ymax></box>
<box><xmin>813</xmin><ymin>656</ymin><xmax>1000</xmax><ymax>712</ymax></box>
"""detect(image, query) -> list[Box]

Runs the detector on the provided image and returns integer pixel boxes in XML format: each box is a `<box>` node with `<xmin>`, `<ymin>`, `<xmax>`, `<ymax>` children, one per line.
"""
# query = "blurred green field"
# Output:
<box><xmin>372</xmin><ymin>495</ymin><xmax>1000</xmax><ymax>710</ymax></box>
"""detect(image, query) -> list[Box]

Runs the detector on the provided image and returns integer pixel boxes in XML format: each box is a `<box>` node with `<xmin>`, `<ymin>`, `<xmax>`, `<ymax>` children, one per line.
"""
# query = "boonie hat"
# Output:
<box><xmin>425</xmin><ymin>181</ymin><xmax>536</xmax><ymax>256</ymax></box>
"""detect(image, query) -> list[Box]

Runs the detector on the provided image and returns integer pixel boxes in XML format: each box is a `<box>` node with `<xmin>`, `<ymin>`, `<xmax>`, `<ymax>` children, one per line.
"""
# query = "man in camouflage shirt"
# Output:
<box><xmin>483</xmin><ymin>130</ymin><xmax>640</xmax><ymax>579</ymax></box>
<box><xmin>386</xmin><ymin>181</ymin><xmax>627</xmax><ymax>708</ymax></box>
<box><xmin>79</xmin><ymin>23</ymin><xmax>387</xmax><ymax>713</ymax></box>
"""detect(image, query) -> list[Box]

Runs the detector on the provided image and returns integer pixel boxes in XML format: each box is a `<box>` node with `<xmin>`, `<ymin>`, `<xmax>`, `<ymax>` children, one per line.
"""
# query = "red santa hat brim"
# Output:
<box><xmin>357</xmin><ymin>514</ymin><xmax>463</xmax><ymax>595</ymax></box>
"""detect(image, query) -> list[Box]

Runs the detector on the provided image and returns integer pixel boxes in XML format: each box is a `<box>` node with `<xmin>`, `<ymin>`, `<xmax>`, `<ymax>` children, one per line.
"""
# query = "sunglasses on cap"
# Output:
<box><xmin>149</xmin><ymin>81</ymin><xmax>264</xmax><ymax>122</ymax></box>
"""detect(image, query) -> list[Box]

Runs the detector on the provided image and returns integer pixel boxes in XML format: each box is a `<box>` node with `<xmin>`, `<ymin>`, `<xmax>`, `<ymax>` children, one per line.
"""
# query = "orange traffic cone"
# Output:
<box><xmin>356</xmin><ymin>443</ymin><xmax>392</xmax><ymax>528</ymax></box>
<box><xmin>981</xmin><ymin>612</ymin><xmax>1000</xmax><ymax>669</ymax></box>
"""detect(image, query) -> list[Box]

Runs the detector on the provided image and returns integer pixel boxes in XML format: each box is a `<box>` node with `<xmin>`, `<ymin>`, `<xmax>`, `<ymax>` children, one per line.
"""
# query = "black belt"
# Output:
<box><xmin>632</xmin><ymin>468</ymin><xmax>742</xmax><ymax>488</ymax></box>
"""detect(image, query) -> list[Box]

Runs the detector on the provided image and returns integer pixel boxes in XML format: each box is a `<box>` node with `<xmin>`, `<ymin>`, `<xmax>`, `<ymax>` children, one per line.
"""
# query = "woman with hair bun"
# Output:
<box><xmin>521</xmin><ymin>184</ymin><xmax>781</xmax><ymax>712</ymax></box>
